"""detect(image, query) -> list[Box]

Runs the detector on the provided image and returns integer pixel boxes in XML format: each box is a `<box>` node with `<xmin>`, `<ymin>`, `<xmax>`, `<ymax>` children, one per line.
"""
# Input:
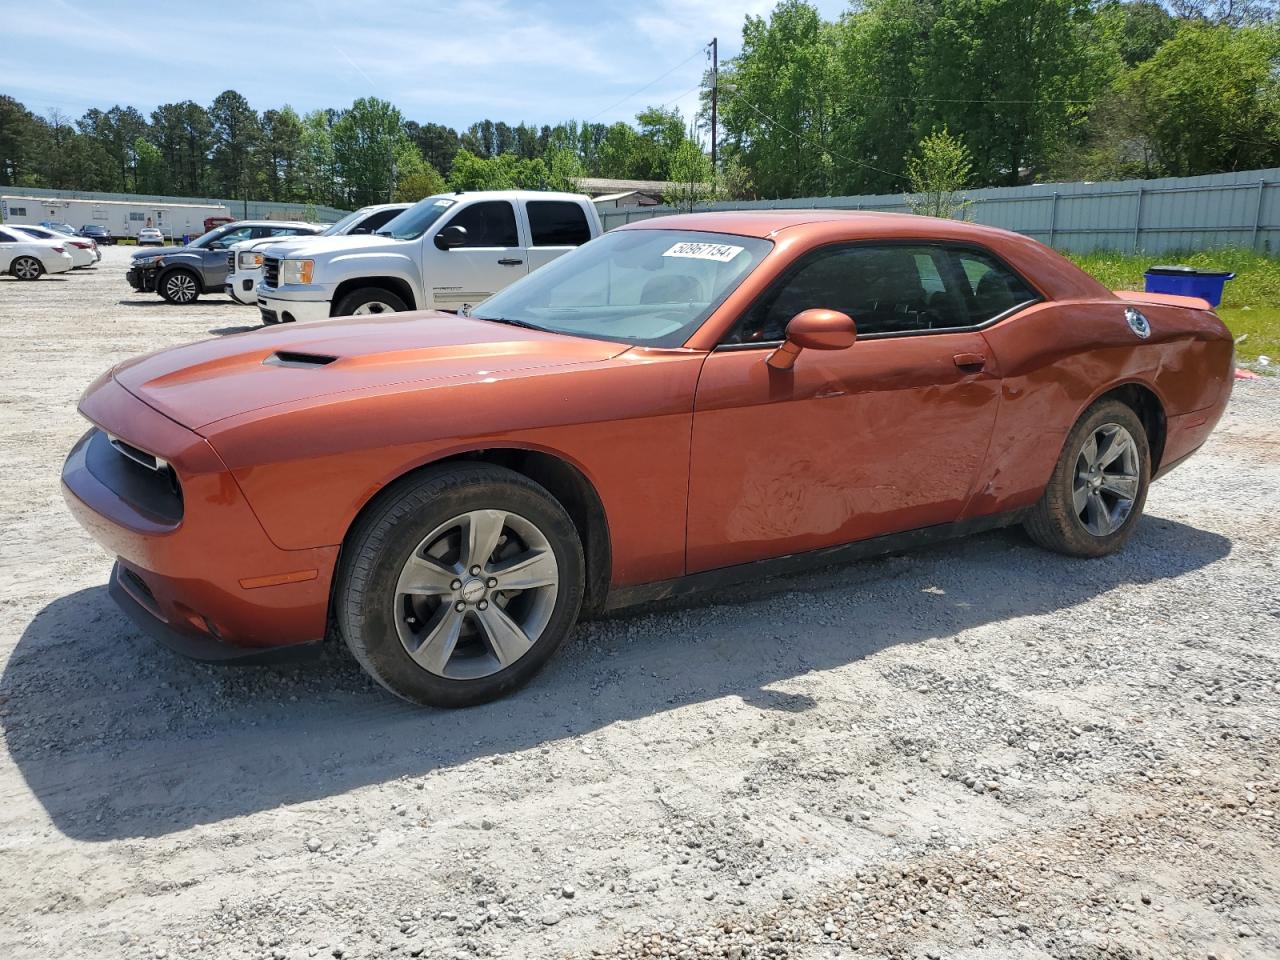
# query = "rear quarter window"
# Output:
<box><xmin>527</xmin><ymin>201</ymin><xmax>591</xmax><ymax>247</ymax></box>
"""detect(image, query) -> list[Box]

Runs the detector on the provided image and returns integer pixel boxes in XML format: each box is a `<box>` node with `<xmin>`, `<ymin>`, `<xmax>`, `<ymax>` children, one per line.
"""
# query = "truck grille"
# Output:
<box><xmin>226</xmin><ymin>251</ymin><xmax>236</xmax><ymax>275</ymax></box>
<box><xmin>262</xmin><ymin>256</ymin><xmax>280</xmax><ymax>289</ymax></box>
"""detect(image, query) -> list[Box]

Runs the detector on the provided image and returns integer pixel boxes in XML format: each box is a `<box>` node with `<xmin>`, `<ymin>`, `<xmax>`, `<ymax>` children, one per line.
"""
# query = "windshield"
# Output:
<box><xmin>321</xmin><ymin>207</ymin><xmax>371</xmax><ymax>236</ymax></box>
<box><xmin>377</xmin><ymin>196</ymin><xmax>455</xmax><ymax>240</ymax></box>
<box><xmin>470</xmin><ymin>229</ymin><xmax>773</xmax><ymax>347</ymax></box>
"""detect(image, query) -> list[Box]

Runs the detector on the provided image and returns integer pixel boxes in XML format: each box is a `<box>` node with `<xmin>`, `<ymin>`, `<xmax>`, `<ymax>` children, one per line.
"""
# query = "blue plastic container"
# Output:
<box><xmin>1143</xmin><ymin>265</ymin><xmax>1235</xmax><ymax>307</ymax></box>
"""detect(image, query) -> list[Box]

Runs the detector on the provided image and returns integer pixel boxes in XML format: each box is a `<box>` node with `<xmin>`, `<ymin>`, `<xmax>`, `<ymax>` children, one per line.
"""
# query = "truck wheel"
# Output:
<box><xmin>334</xmin><ymin>287</ymin><xmax>408</xmax><ymax>317</ymax></box>
<box><xmin>159</xmin><ymin>269</ymin><xmax>200</xmax><ymax>304</ymax></box>
<box><xmin>1024</xmin><ymin>399</ymin><xmax>1150</xmax><ymax>558</ymax></box>
<box><xmin>335</xmin><ymin>463</ymin><xmax>586</xmax><ymax>708</ymax></box>
<box><xmin>11</xmin><ymin>256</ymin><xmax>44</xmax><ymax>280</ymax></box>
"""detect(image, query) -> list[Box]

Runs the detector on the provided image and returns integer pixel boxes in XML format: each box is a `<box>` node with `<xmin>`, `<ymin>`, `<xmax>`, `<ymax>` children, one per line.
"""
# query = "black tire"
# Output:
<box><xmin>333</xmin><ymin>287</ymin><xmax>409</xmax><ymax>318</ymax></box>
<box><xmin>335</xmin><ymin>463</ymin><xmax>586</xmax><ymax>708</ymax></box>
<box><xmin>159</xmin><ymin>269</ymin><xmax>200</xmax><ymax>304</ymax></box>
<box><xmin>10</xmin><ymin>256</ymin><xmax>44</xmax><ymax>281</ymax></box>
<box><xmin>1024</xmin><ymin>399</ymin><xmax>1151</xmax><ymax>558</ymax></box>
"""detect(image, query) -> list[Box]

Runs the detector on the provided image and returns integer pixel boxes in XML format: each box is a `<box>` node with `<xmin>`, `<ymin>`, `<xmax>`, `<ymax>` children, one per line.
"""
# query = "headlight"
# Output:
<box><xmin>282</xmin><ymin>259</ymin><xmax>314</xmax><ymax>285</ymax></box>
<box><xmin>135</xmin><ymin>255</ymin><xmax>164</xmax><ymax>266</ymax></box>
<box><xmin>238</xmin><ymin>251</ymin><xmax>265</xmax><ymax>269</ymax></box>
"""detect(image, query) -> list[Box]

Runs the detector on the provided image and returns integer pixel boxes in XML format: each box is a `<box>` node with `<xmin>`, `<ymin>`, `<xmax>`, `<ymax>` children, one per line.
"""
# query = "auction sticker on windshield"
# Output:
<box><xmin>663</xmin><ymin>241</ymin><xmax>745</xmax><ymax>262</ymax></box>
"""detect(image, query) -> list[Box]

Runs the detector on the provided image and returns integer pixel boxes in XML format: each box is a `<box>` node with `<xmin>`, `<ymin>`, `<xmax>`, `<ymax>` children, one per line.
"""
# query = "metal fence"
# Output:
<box><xmin>600</xmin><ymin>168</ymin><xmax>1280</xmax><ymax>255</ymax></box>
<box><xmin>5</xmin><ymin>186</ymin><xmax>349</xmax><ymax>223</ymax></box>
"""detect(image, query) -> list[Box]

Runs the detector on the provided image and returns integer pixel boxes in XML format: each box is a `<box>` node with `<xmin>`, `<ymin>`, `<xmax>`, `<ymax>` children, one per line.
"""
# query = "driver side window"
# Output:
<box><xmin>442</xmin><ymin>201</ymin><xmax>519</xmax><ymax>248</ymax></box>
<box><xmin>726</xmin><ymin>243</ymin><xmax>1036</xmax><ymax>343</ymax></box>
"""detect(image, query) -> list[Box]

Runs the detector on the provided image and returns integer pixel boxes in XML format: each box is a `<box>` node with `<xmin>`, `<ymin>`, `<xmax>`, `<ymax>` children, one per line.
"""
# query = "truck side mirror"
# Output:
<box><xmin>434</xmin><ymin>225</ymin><xmax>468</xmax><ymax>250</ymax></box>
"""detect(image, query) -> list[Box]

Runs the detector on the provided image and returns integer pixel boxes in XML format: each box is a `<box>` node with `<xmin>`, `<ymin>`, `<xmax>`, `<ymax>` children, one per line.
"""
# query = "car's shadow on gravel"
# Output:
<box><xmin>3</xmin><ymin>517</ymin><xmax>1230</xmax><ymax>842</ymax></box>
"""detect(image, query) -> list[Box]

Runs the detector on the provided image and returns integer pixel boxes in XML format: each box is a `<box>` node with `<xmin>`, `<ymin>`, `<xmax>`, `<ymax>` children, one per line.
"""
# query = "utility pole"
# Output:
<box><xmin>709</xmin><ymin>37</ymin><xmax>719</xmax><ymax>172</ymax></box>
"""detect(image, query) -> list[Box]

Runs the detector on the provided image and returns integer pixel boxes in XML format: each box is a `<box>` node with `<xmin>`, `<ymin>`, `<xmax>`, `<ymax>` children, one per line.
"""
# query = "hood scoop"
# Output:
<box><xmin>265</xmin><ymin>350</ymin><xmax>338</xmax><ymax>368</ymax></box>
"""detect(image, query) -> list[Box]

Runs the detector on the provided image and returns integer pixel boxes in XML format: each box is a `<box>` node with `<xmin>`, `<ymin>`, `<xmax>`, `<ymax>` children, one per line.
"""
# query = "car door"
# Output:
<box><xmin>0</xmin><ymin>229</ymin><xmax>18</xmax><ymax>271</ymax></box>
<box><xmin>521</xmin><ymin>199</ymin><xmax>594</xmax><ymax>272</ymax></box>
<box><xmin>685</xmin><ymin>242</ymin><xmax>1019</xmax><ymax>573</ymax></box>
<box><xmin>424</xmin><ymin>199</ymin><xmax>528</xmax><ymax>311</ymax></box>
<box><xmin>200</xmin><ymin>225</ymin><xmax>255</xmax><ymax>288</ymax></box>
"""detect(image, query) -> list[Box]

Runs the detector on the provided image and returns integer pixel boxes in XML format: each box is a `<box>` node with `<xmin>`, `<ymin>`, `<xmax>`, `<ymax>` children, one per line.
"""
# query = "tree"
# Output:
<box><xmin>133</xmin><ymin>137</ymin><xmax>166</xmax><ymax>194</ymax></box>
<box><xmin>1170</xmin><ymin>0</ymin><xmax>1279</xmax><ymax>25</ymax></box>
<box><xmin>393</xmin><ymin>143</ymin><xmax>446</xmax><ymax>201</ymax></box>
<box><xmin>662</xmin><ymin>140</ymin><xmax>715</xmax><ymax>211</ymax></box>
<box><xmin>1125</xmin><ymin>22</ymin><xmax>1280</xmax><ymax>174</ymax></box>
<box><xmin>299</xmin><ymin>109</ymin><xmax>339</xmax><ymax>207</ymax></box>
<box><xmin>261</xmin><ymin>107</ymin><xmax>305</xmax><ymax>201</ymax></box>
<box><xmin>904</xmin><ymin>128</ymin><xmax>973</xmax><ymax>218</ymax></box>
<box><xmin>405</xmin><ymin>121</ymin><xmax>460</xmax><ymax>174</ymax></box>
<box><xmin>209</xmin><ymin>90</ymin><xmax>263</xmax><ymax>199</ymax></box>
<box><xmin>1099</xmin><ymin>0</ymin><xmax>1178</xmax><ymax>66</ymax></box>
<box><xmin>332</xmin><ymin>97</ymin><xmax>407</xmax><ymax>206</ymax></box>
<box><xmin>0</xmin><ymin>96</ymin><xmax>40</xmax><ymax>186</ymax></box>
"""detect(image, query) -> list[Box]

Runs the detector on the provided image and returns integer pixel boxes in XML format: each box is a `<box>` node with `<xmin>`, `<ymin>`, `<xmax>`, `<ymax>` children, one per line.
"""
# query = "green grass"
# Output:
<box><xmin>1070</xmin><ymin>249</ymin><xmax>1280</xmax><ymax>364</ymax></box>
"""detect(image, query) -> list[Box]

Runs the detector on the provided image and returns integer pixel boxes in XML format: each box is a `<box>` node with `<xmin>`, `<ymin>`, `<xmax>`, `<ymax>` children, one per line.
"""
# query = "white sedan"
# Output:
<box><xmin>137</xmin><ymin>227</ymin><xmax>165</xmax><ymax>247</ymax></box>
<box><xmin>0</xmin><ymin>227</ymin><xmax>75</xmax><ymax>279</ymax></box>
<box><xmin>10</xmin><ymin>224</ymin><xmax>99</xmax><ymax>268</ymax></box>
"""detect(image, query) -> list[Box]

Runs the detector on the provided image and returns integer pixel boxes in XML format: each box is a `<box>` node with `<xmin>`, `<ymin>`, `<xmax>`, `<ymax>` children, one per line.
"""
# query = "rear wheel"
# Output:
<box><xmin>11</xmin><ymin>256</ymin><xmax>43</xmax><ymax>280</ymax></box>
<box><xmin>334</xmin><ymin>287</ymin><xmax>408</xmax><ymax>317</ymax></box>
<box><xmin>336</xmin><ymin>464</ymin><xmax>585</xmax><ymax>707</ymax></box>
<box><xmin>1024</xmin><ymin>399</ymin><xmax>1150</xmax><ymax>557</ymax></box>
<box><xmin>160</xmin><ymin>269</ymin><xmax>200</xmax><ymax>304</ymax></box>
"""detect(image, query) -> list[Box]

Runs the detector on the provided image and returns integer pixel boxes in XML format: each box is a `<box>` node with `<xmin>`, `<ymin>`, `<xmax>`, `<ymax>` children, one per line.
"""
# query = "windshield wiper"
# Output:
<box><xmin>474</xmin><ymin>315</ymin><xmax>548</xmax><ymax>333</ymax></box>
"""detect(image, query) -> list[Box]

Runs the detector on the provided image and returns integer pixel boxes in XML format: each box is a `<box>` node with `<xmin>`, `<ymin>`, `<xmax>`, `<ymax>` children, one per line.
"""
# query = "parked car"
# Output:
<box><xmin>61</xmin><ymin>212</ymin><xmax>1234</xmax><ymax>707</ymax></box>
<box><xmin>136</xmin><ymin>228</ymin><xmax>165</xmax><ymax>247</ymax></box>
<box><xmin>256</xmin><ymin>190</ymin><xmax>600</xmax><ymax>322</ymax></box>
<box><xmin>38</xmin><ymin>220</ymin><xmax>77</xmax><ymax>235</ymax></box>
<box><xmin>78</xmin><ymin>224</ymin><xmax>115</xmax><ymax>245</ymax></box>
<box><xmin>11</xmin><ymin>224</ymin><xmax>99</xmax><ymax>268</ymax></box>
<box><xmin>127</xmin><ymin>220</ymin><xmax>322</xmax><ymax>304</ymax></box>
<box><xmin>0</xmin><ymin>227</ymin><xmax>74</xmax><ymax>278</ymax></box>
<box><xmin>225</xmin><ymin>203</ymin><xmax>409</xmax><ymax>306</ymax></box>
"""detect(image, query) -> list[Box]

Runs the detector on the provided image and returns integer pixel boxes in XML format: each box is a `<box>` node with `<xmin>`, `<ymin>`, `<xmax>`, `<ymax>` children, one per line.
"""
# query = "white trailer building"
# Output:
<box><xmin>0</xmin><ymin>195</ymin><xmax>232</xmax><ymax>242</ymax></box>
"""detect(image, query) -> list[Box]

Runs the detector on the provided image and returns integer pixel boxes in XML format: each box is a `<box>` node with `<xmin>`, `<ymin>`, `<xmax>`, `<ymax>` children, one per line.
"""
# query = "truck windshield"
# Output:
<box><xmin>469</xmin><ymin>229</ymin><xmax>773</xmax><ymax>348</ymax></box>
<box><xmin>377</xmin><ymin>197</ymin><xmax>455</xmax><ymax>240</ymax></box>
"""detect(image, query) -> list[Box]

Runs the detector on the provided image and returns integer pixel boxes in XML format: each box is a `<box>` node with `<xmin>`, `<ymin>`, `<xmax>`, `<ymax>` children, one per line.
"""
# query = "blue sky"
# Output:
<box><xmin>7</xmin><ymin>0</ymin><xmax>847</xmax><ymax>129</ymax></box>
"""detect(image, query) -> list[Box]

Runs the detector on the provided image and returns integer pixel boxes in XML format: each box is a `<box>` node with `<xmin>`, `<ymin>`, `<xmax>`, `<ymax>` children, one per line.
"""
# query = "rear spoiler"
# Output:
<box><xmin>1114</xmin><ymin>289</ymin><xmax>1212</xmax><ymax>311</ymax></box>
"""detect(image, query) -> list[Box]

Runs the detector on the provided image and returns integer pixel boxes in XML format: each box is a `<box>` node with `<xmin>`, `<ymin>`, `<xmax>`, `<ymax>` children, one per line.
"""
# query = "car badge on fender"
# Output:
<box><xmin>1125</xmin><ymin>307</ymin><xmax>1151</xmax><ymax>339</ymax></box>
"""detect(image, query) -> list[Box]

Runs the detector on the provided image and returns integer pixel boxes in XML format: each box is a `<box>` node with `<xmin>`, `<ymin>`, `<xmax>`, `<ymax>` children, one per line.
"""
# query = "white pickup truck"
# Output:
<box><xmin>255</xmin><ymin>190</ymin><xmax>603</xmax><ymax>322</ymax></box>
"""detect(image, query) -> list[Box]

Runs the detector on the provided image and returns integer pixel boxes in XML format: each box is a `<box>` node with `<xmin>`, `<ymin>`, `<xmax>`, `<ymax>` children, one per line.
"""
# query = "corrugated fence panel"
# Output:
<box><xmin>602</xmin><ymin>168</ymin><xmax>1280</xmax><ymax>255</ymax></box>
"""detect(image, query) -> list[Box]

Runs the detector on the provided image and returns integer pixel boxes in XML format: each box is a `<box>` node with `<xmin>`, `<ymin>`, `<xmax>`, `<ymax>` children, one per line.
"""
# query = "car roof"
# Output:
<box><xmin>620</xmin><ymin>209</ymin><xmax>1032</xmax><ymax>244</ymax></box>
<box><xmin>425</xmin><ymin>190</ymin><xmax>588</xmax><ymax>203</ymax></box>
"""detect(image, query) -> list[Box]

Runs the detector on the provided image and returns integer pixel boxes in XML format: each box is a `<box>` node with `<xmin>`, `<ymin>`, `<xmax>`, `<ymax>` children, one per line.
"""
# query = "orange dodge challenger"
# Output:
<box><xmin>62</xmin><ymin>212</ymin><xmax>1234</xmax><ymax>707</ymax></box>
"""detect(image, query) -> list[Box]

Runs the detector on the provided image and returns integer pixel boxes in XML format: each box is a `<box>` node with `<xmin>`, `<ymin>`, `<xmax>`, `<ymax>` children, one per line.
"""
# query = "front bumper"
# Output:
<box><xmin>126</xmin><ymin>263</ymin><xmax>159</xmax><ymax>292</ymax></box>
<box><xmin>257</xmin><ymin>293</ymin><xmax>332</xmax><ymax>324</ymax></box>
<box><xmin>61</xmin><ymin>377</ymin><xmax>338</xmax><ymax>657</ymax></box>
<box><xmin>226</xmin><ymin>267</ymin><xmax>263</xmax><ymax>305</ymax></box>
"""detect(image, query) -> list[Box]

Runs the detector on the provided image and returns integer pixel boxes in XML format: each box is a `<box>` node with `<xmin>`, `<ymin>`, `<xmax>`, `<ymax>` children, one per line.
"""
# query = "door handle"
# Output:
<box><xmin>953</xmin><ymin>353</ymin><xmax>986</xmax><ymax>371</ymax></box>
<box><xmin>497</xmin><ymin>258</ymin><xmax>524</xmax><ymax>266</ymax></box>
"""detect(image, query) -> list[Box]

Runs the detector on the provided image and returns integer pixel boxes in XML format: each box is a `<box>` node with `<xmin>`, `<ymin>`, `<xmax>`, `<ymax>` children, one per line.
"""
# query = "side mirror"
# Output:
<box><xmin>434</xmin><ymin>224</ymin><xmax>468</xmax><ymax>250</ymax></box>
<box><xmin>767</xmin><ymin>309</ymin><xmax>857</xmax><ymax>371</ymax></box>
<box><xmin>351</xmin><ymin>226</ymin><xmax>370</xmax><ymax>234</ymax></box>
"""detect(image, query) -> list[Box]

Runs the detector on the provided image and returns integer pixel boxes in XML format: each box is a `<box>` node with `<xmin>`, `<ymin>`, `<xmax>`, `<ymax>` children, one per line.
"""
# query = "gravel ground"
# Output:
<box><xmin>0</xmin><ymin>246</ymin><xmax>1278</xmax><ymax>960</ymax></box>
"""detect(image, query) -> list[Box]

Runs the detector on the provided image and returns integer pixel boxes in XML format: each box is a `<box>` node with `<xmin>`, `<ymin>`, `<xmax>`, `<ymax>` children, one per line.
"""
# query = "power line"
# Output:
<box><xmin>725</xmin><ymin>90</ymin><xmax>908</xmax><ymax>183</ymax></box>
<box><xmin>585</xmin><ymin>48</ymin><xmax>706</xmax><ymax>122</ymax></box>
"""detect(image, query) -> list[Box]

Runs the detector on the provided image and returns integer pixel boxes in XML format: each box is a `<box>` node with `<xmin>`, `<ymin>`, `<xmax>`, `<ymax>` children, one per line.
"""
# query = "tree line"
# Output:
<box><xmin>0</xmin><ymin>91</ymin><xmax>707</xmax><ymax>209</ymax></box>
<box><xmin>2</xmin><ymin>0</ymin><xmax>1278</xmax><ymax>209</ymax></box>
<box><xmin>716</xmin><ymin>0</ymin><xmax>1280</xmax><ymax>198</ymax></box>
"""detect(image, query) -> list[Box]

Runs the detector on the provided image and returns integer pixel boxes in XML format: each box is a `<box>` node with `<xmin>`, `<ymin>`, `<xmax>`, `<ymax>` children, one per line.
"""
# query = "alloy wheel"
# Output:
<box><xmin>1073</xmin><ymin>422</ymin><xmax>1140</xmax><ymax>537</ymax></box>
<box><xmin>352</xmin><ymin>301</ymin><xmax>398</xmax><ymax>315</ymax></box>
<box><xmin>166</xmin><ymin>274</ymin><xmax>197</xmax><ymax>303</ymax></box>
<box><xmin>393</xmin><ymin>509</ymin><xmax>559</xmax><ymax>680</ymax></box>
<box><xmin>13</xmin><ymin>257</ymin><xmax>41</xmax><ymax>280</ymax></box>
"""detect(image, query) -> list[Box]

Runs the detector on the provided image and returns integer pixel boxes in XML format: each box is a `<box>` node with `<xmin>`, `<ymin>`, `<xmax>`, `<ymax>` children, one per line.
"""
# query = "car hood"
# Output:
<box><xmin>111</xmin><ymin>312</ymin><xmax>629</xmax><ymax>431</ymax></box>
<box><xmin>131</xmin><ymin>245</ymin><xmax>188</xmax><ymax>259</ymax></box>
<box><xmin>262</xmin><ymin>233</ymin><xmax>408</xmax><ymax>258</ymax></box>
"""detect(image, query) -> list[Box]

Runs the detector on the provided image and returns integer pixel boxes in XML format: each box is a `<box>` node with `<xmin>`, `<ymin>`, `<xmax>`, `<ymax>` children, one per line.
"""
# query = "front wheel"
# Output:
<box><xmin>333</xmin><ymin>287</ymin><xmax>408</xmax><ymax>318</ymax></box>
<box><xmin>159</xmin><ymin>270</ymin><xmax>200</xmax><ymax>304</ymax></box>
<box><xmin>1024</xmin><ymin>399</ymin><xmax>1150</xmax><ymax>557</ymax></box>
<box><xmin>10</xmin><ymin>256</ymin><xmax>44</xmax><ymax>280</ymax></box>
<box><xmin>336</xmin><ymin>464</ymin><xmax>586</xmax><ymax>707</ymax></box>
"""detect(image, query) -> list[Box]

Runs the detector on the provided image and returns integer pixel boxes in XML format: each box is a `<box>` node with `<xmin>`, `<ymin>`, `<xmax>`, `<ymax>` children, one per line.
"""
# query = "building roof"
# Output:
<box><xmin>571</xmin><ymin>177</ymin><xmax>674</xmax><ymax>196</ymax></box>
